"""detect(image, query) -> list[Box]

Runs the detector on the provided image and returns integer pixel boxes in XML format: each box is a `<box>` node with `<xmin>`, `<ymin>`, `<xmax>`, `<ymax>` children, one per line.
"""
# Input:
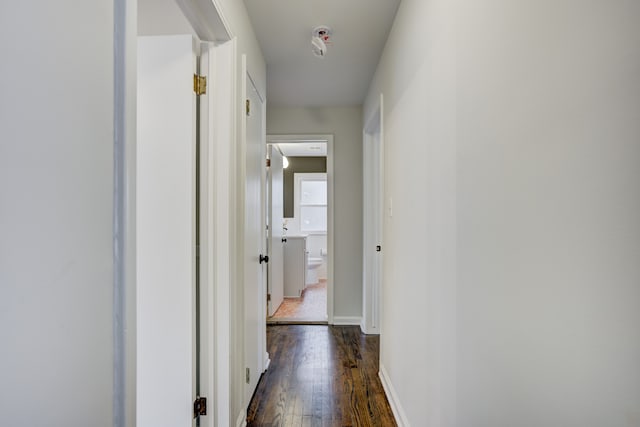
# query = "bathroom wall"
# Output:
<box><xmin>283</xmin><ymin>156</ymin><xmax>326</xmax><ymax>218</ymax></box>
<box><xmin>267</xmin><ymin>106</ymin><xmax>363</xmax><ymax>319</ymax></box>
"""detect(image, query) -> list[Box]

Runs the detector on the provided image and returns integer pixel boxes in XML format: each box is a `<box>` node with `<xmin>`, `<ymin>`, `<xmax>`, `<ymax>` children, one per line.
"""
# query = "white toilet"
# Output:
<box><xmin>306</xmin><ymin>257</ymin><xmax>323</xmax><ymax>285</ymax></box>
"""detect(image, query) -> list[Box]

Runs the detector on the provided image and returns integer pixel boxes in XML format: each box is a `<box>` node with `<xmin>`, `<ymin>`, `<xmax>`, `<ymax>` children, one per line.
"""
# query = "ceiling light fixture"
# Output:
<box><xmin>311</xmin><ymin>26</ymin><xmax>332</xmax><ymax>58</ymax></box>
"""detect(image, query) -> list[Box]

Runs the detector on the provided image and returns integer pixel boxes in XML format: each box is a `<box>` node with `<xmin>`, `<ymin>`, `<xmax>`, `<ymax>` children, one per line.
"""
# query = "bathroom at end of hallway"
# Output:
<box><xmin>267</xmin><ymin>143</ymin><xmax>329</xmax><ymax>323</ymax></box>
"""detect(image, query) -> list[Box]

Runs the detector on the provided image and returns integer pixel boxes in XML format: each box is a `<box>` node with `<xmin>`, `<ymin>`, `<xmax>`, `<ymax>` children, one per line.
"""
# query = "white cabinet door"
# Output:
<box><xmin>284</xmin><ymin>237</ymin><xmax>306</xmax><ymax>297</ymax></box>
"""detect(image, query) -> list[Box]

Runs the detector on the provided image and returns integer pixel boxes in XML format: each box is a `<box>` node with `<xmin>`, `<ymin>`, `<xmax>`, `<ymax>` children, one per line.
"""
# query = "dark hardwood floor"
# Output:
<box><xmin>246</xmin><ymin>325</ymin><xmax>397</xmax><ymax>427</ymax></box>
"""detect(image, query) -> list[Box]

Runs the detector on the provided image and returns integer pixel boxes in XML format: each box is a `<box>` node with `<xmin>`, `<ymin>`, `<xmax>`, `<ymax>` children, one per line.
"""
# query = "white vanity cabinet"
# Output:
<box><xmin>283</xmin><ymin>235</ymin><xmax>307</xmax><ymax>297</ymax></box>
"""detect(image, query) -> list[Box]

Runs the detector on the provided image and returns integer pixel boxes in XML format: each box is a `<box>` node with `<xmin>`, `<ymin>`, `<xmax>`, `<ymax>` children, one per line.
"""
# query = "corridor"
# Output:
<box><xmin>246</xmin><ymin>325</ymin><xmax>396</xmax><ymax>426</ymax></box>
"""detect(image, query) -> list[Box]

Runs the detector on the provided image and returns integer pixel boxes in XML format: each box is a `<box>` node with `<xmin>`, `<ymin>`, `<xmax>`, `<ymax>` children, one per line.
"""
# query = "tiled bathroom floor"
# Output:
<box><xmin>269</xmin><ymin>280</ymin><xmax>327</xmax><ymax>323</ymax></box>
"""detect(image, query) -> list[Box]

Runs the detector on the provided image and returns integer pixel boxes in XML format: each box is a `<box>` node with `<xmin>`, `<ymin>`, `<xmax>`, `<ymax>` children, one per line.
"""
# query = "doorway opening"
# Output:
<box><xmin>265</xmin><ymin>135</ymin><xmax>334</xmax><ymax>323</ymax></box>
<box><xmin>362</xmin><ymin>94</ymin><xmax>384</xmax><ymax>335</ymax></box>
<box><xmin>136</xmin><ymin>1</ymin><xmax>235</xmax><ymax>425</ymax></box>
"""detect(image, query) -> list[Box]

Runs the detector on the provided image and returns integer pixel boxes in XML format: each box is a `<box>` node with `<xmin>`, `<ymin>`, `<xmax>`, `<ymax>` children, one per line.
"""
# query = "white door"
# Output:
<box><xmin>267</xmin><ymin>146</ymin><xmax>285</xmax><ymax>317</ymax></box>
<box><xmin>244</xmin><ymin>72</ymin><xmax>266</xmax><ymax>405</ymax></box>
<box><xmin>137</xmin><ymin>34</ymin><xmax>199</xmax><ymax>427</ymax></box>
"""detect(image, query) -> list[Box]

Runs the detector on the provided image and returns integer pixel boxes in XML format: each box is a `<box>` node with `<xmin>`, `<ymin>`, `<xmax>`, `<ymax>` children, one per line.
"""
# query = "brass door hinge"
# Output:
<box><xmin>267</xmin><ymin>293</ymin><xmax>271</xmax><ymax>302</ymax></box>
<box><xmin>193</xmin><ymin>74</ymin><xmax>207</xmax><ymax>95</ymax></box>
<box><xmin>266</xmin><ymin>158</ymin><xmax>271</xmax><ymax>167</ymax></box>
<box><xmin>246</xmin><ymin>99</ymin><xmax>251</xmax><ymax>116</ymax></box>
<box><xmin>193</xmin><ymin>396</ymin><xmax>207</xmax><ymax>418</ymax></box>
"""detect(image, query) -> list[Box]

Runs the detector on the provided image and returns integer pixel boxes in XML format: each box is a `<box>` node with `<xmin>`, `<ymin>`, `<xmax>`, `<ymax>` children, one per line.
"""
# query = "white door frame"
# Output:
<box><xmin>266</xmin><ymin>134</ymin><xmax>335</xmax><ymax>324</ymax></box>
<box><xmin>362</xmin><ymin>94</ymin><xmax>384</xmax><ymax>335</ymax></box>
<box><xmin>113</xmin><ymin>1</ymin><xmax>136</xmax><ymax>425</ymax></box>
<box><xmin>199</xmin><ymin>38</ymin><xmax>236</xmax><ymax>427</ymax></box>
<box><xmin>266</xmin><ymin>146</ymin><xmax>285</xmax><ymax>317</ymax></box>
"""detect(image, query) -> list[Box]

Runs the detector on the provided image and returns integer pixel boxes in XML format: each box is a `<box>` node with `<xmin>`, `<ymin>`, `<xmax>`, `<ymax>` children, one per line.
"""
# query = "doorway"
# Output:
<box><xmin>265</xmin><ymin>135</ymin><xmax>335</xmax><ymax>323</ymax></box>
<box><xmin>362</xmin><ymin>94</ymin><xmax>384</xmax><ymax>335</ymax></box>
<box><xmin>135</xmin><ymin>1</ymin><xmax>235</xmax><ymax>426</ymax></box>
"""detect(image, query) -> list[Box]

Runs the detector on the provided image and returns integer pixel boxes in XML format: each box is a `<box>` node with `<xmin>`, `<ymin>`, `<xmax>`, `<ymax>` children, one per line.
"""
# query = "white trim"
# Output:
<box><xmin>199</xmin><ymin>42</ymin><xmax>215</xmax><ymax>427</ymax></box>
<box><xmin>235</xmin><ymin>52</ymin><xmax>248</xmax><ymax>424</ymax></box>
<box><xmin>379</xmin><ymin>364</ymin><xmax>410</xmax><ymax>427</ymax></box>
<box><xmin>175</xmin><ymin>0</ymin><xmax>232</xmax><ymax>42</ymax></box>
<box><xmin>361</xmin><ymin>93</ymin><xmax>384</xmax><ymax>336</ymax></box>
<box><xmin>113</xmin><ymin>0</ymin><xmax>136</xmax><ymax>425</ymax></box>
<box><xmin>235</xmin><ymin>410</ymin><xmax>247</xmax><ymax>427</ymax></box>
<box><xmin>360</xmin><ymin>317</ymin><xmax>368</xmax><ymax>334</ymax></box>
<box><xmin>267</xmin><ymin>134</ymin><xmax>335</xmax><ymax>324</ymax></box>
<box><xmin>199</xmin><ymin>38</ymin><xmax>236</xmax><ymax>427</ymax></box>
<box><xmin>332</xmin><ymin>316</ymin><xmax>362</xmax><ymax>326</ymax></box>
<box><xmin>217</xmin><ymin>37</ymin><xmax>237</xmax><ymax>427</ymax></box>
<box><xmin>264</xmin><ymin>351</ymin><xmax>271</xmax><ymax>371</ymax></box>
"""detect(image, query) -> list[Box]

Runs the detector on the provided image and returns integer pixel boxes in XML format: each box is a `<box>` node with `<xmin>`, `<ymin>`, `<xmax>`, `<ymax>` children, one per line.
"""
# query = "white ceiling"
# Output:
<box><xmin>244</xmin><ymin>0</ymin><xmax>401</xmax><ymax>107</ymax></box>
<box><xmin>274</xmin><ymin>142</ymin><xmax>327</xmax><ymax>157</ymax></box>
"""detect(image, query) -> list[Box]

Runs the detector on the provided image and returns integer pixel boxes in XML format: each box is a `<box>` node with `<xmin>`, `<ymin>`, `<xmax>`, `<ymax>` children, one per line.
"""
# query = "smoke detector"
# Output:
<box><xmin>311</xmin><ymin>36</ymin><xmax>326</xmax><ymax>57</ymax></box>
<box><xmin>311</xmin><ymin>26</ymin><xmax>332</xmax><ymax>58</ymax></box>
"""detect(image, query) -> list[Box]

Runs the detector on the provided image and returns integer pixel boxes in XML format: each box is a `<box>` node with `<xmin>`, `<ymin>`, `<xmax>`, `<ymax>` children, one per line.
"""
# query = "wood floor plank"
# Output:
<box><xmin>246</xmin><ymin>325</ymin><xmax>396</xmax><ymax>427</ymax></box>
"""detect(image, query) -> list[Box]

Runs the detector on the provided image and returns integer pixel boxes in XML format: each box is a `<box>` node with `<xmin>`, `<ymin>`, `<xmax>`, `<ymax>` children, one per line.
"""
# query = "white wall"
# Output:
<box><xmin>267</xmin><ymin>107</ymin><xmax>364</xmax><ymax>318</ymax></box>
<box><xmin>0</xmin><ymin>1</ymin><xmax>121</xmax><ymax>426</ymax></box>
<box><xmin>364</xmin><ymin>0</ymin><xmax>456</xmax><ymax>424</ymax></box>
<box><xmin>456</xmin><ymin>1</ymin><xmax>640</xmax><ymax>425</ymax></box>
<box><xmin>365</xmin><ymin>0</ymin><xmax>640</xmax><ymax>425</ymax></box>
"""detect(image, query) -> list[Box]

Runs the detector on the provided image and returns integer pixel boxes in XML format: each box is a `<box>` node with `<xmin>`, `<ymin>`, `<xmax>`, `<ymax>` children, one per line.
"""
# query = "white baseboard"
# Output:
<box><xmin>235</xmin><ymin>410</ymin><xmax>246</xmax><ymax>427</ymax></box>
<box><xmin>379</xmin><ymin>364</ymin><xmax>410</xmax><ymax>427</ymax></box>
<box><xmin>331</xmin><ymin>316</ymin><xmax>362</xmax><ymax>326</ymax></box>
<box><xmin>264</xmin><ymin>351</ymin><xmax>271</xmax><ymax>371</ymax></box>
<box><xmin>360</xmin><ymin>318</ymin><xmax>380</xmax><ymax>335</ymax></box>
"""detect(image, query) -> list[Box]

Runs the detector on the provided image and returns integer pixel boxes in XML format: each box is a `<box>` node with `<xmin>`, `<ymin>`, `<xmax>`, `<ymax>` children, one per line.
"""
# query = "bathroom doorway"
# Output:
<box><xmin>265</xmin><ymin>135</ymin><xmax>334</xmax><ymax>323</ymax></box>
